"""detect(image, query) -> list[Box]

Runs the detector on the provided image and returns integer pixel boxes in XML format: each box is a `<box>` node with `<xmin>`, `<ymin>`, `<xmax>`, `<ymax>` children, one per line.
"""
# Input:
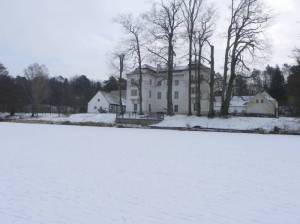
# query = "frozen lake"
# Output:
<box><xmin>0</xmin><ymin>123</ymin><xmax>300</xmax><ymax>224</ymax></box>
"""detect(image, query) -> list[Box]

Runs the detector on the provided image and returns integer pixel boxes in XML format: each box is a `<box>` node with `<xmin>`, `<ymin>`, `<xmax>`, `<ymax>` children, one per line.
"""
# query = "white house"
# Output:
<box><xmin>87</xmin><ymin>90</ymin><xmax>126</xmax><ymax>113</ymax></box>
<box><xmin>215</xmin><ymin>91</ymin><xmax>278</xmax><ymax>117</ymax></box>
<box><xmin>245</xmin><ymin>91</ymin><xmax>278</xmax><ymax>116</ymax></box>
<box><xmin>126</xmin><ymin>64</ymin><xmax>211</xmax><ymax>115</ymax></box>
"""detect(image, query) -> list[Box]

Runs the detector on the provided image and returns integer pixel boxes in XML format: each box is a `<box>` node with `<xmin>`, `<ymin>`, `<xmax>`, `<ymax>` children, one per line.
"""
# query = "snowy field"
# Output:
<box><xmin>156</xmin><ymin>115</ymin><xmax>300</xmax><ymax>132</ymax></box>
<box><xmin>7</xmin><ymin>113</ymin><xmax>300</xmax><ymax>132</ymax></box>
<box><xmin>0</xmin><ymin>123</ymin><xmax>300</xmax><ymax>224</ymax></box>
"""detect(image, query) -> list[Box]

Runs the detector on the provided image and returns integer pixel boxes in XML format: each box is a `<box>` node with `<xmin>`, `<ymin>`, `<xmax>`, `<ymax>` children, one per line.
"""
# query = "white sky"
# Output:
<box><xmin>0</xmin><ymin>0</ymin><xmax>299</xmax><ymax>80</ymax></box>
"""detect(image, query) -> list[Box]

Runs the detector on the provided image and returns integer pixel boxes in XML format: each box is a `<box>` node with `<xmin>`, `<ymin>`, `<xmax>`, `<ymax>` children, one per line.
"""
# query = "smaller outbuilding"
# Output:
<box><xmin>215</xmin><ymin>91</ymin><xmax>278</xmax><ymax>117</ymax></box>
<box><xmin>87</xmin><ymin>90</ymin><xmax>126</xmax><ymax>114</ymax></box>
<box><xmin>245</xmin><ymin>91</ymin><xmax>278</xmax><ymax>117</ymax></box>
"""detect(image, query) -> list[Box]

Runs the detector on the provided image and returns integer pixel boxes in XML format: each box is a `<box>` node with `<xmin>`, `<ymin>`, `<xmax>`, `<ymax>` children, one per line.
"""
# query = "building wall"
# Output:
<box><xmin>87</xmin><ymin>92</ymin><xmax>110</xmax><ymax>113</ymax></box>
<box><xmin>246</xmin><ymin>94</ymin><xmax>277</xmax><ymax>116</ymax></box>
<box><xmin>126</xmin><ymin>68</ymin><xmax>210</xmax><ymax>115</ymax></box>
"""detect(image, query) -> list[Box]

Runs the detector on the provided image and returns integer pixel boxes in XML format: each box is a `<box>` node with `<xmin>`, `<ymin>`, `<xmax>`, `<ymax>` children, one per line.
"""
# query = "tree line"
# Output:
<box><xmin>0</xmin><ymin>63</ymin><xmax>125</xmax><ymax>116</ymax></box>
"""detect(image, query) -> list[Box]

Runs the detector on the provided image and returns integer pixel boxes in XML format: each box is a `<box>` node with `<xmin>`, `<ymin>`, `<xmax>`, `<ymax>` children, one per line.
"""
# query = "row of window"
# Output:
<box><xmin>256</xmin><ymin>99</ymin><xmax>264</xmax><ymax>103</ymax></box>
<box><xmin>131</xmin><ymin>79</ymin><xmax>180</xmax><ymax>86</ymax></box>
<box><xmin>133</xmin><ymin>104</ymin><xmax>179</xmax><ymax>113</ymax></box>
<box><xmin>131</xmin><ymin>90</ymin><xmax>180</xmax><ymax>99</ymax></box>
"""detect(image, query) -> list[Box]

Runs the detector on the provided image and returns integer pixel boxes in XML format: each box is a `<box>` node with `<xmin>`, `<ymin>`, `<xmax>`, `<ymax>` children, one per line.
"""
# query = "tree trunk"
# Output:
<box><xmin>188</xmin><ymin>34</ymin><xmax>193</xmax><ymax>116</ymax></box>
<box><xmin>167</xmin><ymin>38</ymin><xmax>174</xmax><ymax>116</ymax></box>
<box><xmin>136</xmin><ymin>36</ymin><xmax>143</xmax><ymax>115</ymax></box>
<box><xmin>208</xmin><ymin>45</ymin><xmax>215</xmax><ymax>118</ymax></box>
<box><xmin>220</xmin><ymin>26</ymin><xmax>232</xmax><ymax>116</ymax></box>
<box><xmin>119</xmin><ymin>54</ymin><xmax>124</xmax><ymax>115</ymax></box>
<box><xmin>196</xmin><ymin>43</ymin><xmax>202</xmax><ymax>116</ymax></box>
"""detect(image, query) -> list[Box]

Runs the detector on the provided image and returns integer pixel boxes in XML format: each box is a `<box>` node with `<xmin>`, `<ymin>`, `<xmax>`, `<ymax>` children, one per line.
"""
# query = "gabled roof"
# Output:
<box><xmin>98</xmin><ymin>91</ymin><xmax>126</xmax><ymax>105</ymax></box>
<box><xmin>214</xmin><ymin>96</ymin><xmax>252</xmax><ymax>107</ymax></box>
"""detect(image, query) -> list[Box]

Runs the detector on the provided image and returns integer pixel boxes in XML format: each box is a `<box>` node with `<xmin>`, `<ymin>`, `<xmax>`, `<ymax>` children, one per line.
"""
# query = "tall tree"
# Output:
<box><xmin>116</xmin><ymin>14</ymin><xmax>144</xmax><ymax>115</ymax></box>
<box><xmin>220</xmin><ymin>0</ymin><xmax>271</xmax><ymax>116</ymax></box>
<box><xmin>145</xmin><ymin>0</ymin><xmax>183</xmax><ymax>115</ymax></box>
<box><xmin>193</xmin><ymin>6</ymin><xmax>215</xmax><ymax>116</ymax></box>
<box><xmin>24</xmin><ymin>63</ymin><xmax>49</xmax><ymax>116</ymax></box>
<box><xmin>267</xmin><ymin>66</ymin><xmax>286</xmax><ymax>105</ymax></box>
<box><xmin>287</xmin><ymin>60</ymin><xmax>300</xmax><ymax>115</ymax></box>
<box><xmin>182</xmin><ymin>0</ymin><xmax>203</xmax><ymax>115</ymax></box>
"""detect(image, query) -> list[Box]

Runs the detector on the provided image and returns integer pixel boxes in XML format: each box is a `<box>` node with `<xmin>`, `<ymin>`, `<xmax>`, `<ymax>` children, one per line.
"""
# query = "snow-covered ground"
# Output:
<box><xmin>156</xmin><ymin>115</ymin><xmax>300</xmax><ymax>132</ymax></box>
<box><xmin>0</xmin><ymin>122</ymin><xmax>300</xmax><ymax>224</ymax></box>
<box><xmin>25</xmin><ymin>113</ymin><xmax>116</xmax><ymax>124</ymax></box>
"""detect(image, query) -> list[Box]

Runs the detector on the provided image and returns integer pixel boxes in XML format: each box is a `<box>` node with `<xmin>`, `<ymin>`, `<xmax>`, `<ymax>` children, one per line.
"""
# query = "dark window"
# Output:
<box><xmin>175</xmin><ymin>80</ymin><xmax>179</xmax><ymax>86</ymax></box>
<box><xmin>157</xmin><ymin>80</ymin><xmax>162</xmax><ymax>86</ymax></box>
<box><xmin>131</xmin><ymin>89</ymin><xmax>138</xmax><ymax>96</ymax></box>
<box><xmin>149</xmin><ymin>90</ymin><xmax>152</xmax><ymax>98</ymax></box>
<box><xmin>261</xmin><ymin>99</ymin><xmax>264</xmax><ymax>103</ymax></box>
<box><xmin>191</xmin><ymin>87</ymin><xmax>195</xmax><ymax>94</ymax></box>
<box><xmin>157</xmin><ymin>92</ymin><xmax>162</xmax><ymax>99</ymax></box>
<box><xmin>174</xmin><ymin>91</ymin><xmax>179</xmax><ymax>99</ymax></box>
<box><xmin>133</xmin><ymin>104</ymin><xmax>138</xmax><ymax>112</ymax></box>
<box><xmin>148</xmin><ymin>104</ymin><xmax>151</xmax><ymax>112</ymax></box>
<box><xmin>97</xmin><ymin>99</ymin><xmax>100</xmax><ymax>102</ymax></box>
<box><xmin>174</xmin><ymin>105</ymin><xmax>179</xmax><ymax>113</ymax></box>
<box><xmin>256</xmin><ymin>99</ymin><xmax>259</xmax><ymax>103</ymax></box>
<box><xmin>149</xmin><ymin>79</ymin><xmax>152</xmax><ymax>85</ymax></box>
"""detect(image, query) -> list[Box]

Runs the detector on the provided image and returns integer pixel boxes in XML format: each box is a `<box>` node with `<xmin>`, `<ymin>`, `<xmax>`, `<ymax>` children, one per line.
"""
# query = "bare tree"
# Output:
<box><xmin>220</xmin><ymin>0</ymin><xmax>271</xmax><ymax>116</ymax></box>
<box><xmin>115</xmin><ymin>14</ymin><xmax>144</xmax><ymax>115</ymax></box>
<box><xmin>24</xmin><ymin>63</ymin><xmax>49</xmax><ymax>117</ymax></box>
<box><xmin>118</xmin><ymin>54</ymin><xmax>125</xmax><ymax>115</ymax></box>
<box><xmin>193</xmin><ymin>7</ymin><xmax>215</xmax><ymax>116</ymax></box>
<box><xmin>145</xmin><ymin>0</ymin><xmax>183</xmax><ymax>115</ymax></box>
<box><xmin>182</xmin><ymin>0</ymin><xmax>203</xmax><ymax>115</ymax></box>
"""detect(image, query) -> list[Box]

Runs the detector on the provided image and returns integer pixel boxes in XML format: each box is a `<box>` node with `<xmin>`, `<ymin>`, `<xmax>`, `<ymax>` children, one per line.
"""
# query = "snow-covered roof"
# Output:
<box><xmin>127</xmin><ymin>63</ymin><xmax>210</xmax><ymax>76</ymax></box>
<box><xmin>100</xmin><ymin>91</ymin><xmax>126</xmax><ymax>105</ymax></box>
<box><xmin>214</xmin><ymin>96</ymin><xmax>251</xmax><ymax>107</ymax></box>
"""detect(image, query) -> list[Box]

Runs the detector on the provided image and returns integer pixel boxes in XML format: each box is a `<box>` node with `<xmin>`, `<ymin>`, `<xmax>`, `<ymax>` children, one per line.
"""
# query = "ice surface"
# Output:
<box><xmin>0</xmin><ymin>123</ymin><xmax>300</xmax><ymax>224</ymax></box>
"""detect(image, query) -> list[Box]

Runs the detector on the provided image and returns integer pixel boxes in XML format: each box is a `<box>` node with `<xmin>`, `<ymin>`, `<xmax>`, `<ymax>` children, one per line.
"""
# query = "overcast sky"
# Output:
<box><xmin>0</xmin><ymin>0</ymin><xmax>299</xmax><ymax>80</ymax></box>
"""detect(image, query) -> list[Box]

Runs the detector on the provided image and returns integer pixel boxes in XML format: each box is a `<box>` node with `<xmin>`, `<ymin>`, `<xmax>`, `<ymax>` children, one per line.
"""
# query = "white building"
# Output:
<box><xmin>88</xmin><ymin>90</ymin><xmax>126</xmax><ymax>113</ymax></box>
<box><xmin>245</xmin><ymin>91</ymin><xmax>278</xmax><ymax>116</ymax></box>
<box><xmin>215</xmin><ymin>91</ymin><xmax>278</xmax><ymax>117</ymax></box>
<box><xmin>126</xmin><ymin>64</ymin><xmax>211</xmax><ymax>115</ymax></box>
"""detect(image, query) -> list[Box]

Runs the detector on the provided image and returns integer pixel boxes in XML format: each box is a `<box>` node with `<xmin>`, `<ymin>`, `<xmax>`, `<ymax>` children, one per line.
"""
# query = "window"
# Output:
<box><xmin>261</xmin><ymin>99</ymin><xmax>264</xmax><ymax>103</ymax></box>
<box><xmin>157</xmin><ymin>92</ymin><xmax>162</xmax><ymax>99</ymax></box>
<box><xmin>149</xmin><ymin>90</ymin><xmax>152</xmax><ymax>98</ymax></box>
<box><xmin>256</xmin><ymin>99</ymin><xmax>259</xmax><ymax>103</ymax></box>
<box><xmin>157</xmin><ymin>80</ymin><xmax>162</xmax><ymax>86</ymax></box>
<box><xmin>148</xmin><ymin>104</ymin><xmax>152</xmax><ymax>112</ymax></box>
<box><xmin>97</xmin><ymin>99</ymin><xmax>100</xmax><ymax>102</ymax></box>
<box><xmin>149</xmin><ymin>79</ymin><xmax>152</xmax><ymax>85</ymax></box>
<box><xmin>175</xmin><ymin>80</ymin><xmax>179</xmax><ymax>86</ymax></box>
<box><xmin>193</xmin><ymin>103</ymin><xmax>196</xmax><ymax>111</ymax></box>
<box><xmin>174</xmin><ymin>105</ymin><xmax>179</xmax><ymax>113</ymax></box>
<box><xmin>131</xmin><ymin>89</ymin><xmax>138</xmax><ymax>96</ymax></box>
<box><xmin>174</xmin><ymin>91</ymin><xmax>179</xmax><ymax>99</ymax></box>
<box><xmin>94</xmin><ymin>106</ymin><xmax>97</xmax><ymax>110</ymax></box>
<box><xmin>191</xmin><ymin>87</ymin><xmax>195</xmax><ymax>94</ymax></box>
<box><xmin>133</xmin><ymin>104</ymin><xmax>138</xmax><ymax>112</ymax></box>
<box><xmin>131</xmin><ymin>79</ymin><xmax>135</xmax><ymax>85</ymax></box>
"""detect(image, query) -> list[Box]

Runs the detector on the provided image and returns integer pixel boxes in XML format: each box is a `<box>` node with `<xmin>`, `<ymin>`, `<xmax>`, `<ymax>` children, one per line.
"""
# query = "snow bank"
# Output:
<box><xmin>0</xmin><ymin>123</ymin><xmax>300</xmax><ymax>224</ymax></box>
<box><xmin>156</xmin><ymin>115</ymin><xmax>300</xmax><ymax>132</ymax></box>
<box><xmin>26</xmin><ymin>113</ymin><xmax>116</xmax><ymax>124</ymax></box>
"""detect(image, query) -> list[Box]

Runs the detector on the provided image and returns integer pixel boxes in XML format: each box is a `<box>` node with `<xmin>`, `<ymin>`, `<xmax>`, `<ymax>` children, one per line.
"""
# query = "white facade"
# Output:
<box><xmin>88</xmin><ymin>91</ymin><xmax>126</xmax><ymax>113</ymax></box>
<box><xmin>246</xmin><ymin>92</ymin><xmax>278</xmax><ymax>116</ymax></box>
<box><xmin>214</xmin><ymin>92</ymin><xmax>278</xmax><ymax>116</ymax></box>
<box><xmin>126</xmin><ymin>64</ymin><xmax>210</xmax><ymax>115</ymax></box>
